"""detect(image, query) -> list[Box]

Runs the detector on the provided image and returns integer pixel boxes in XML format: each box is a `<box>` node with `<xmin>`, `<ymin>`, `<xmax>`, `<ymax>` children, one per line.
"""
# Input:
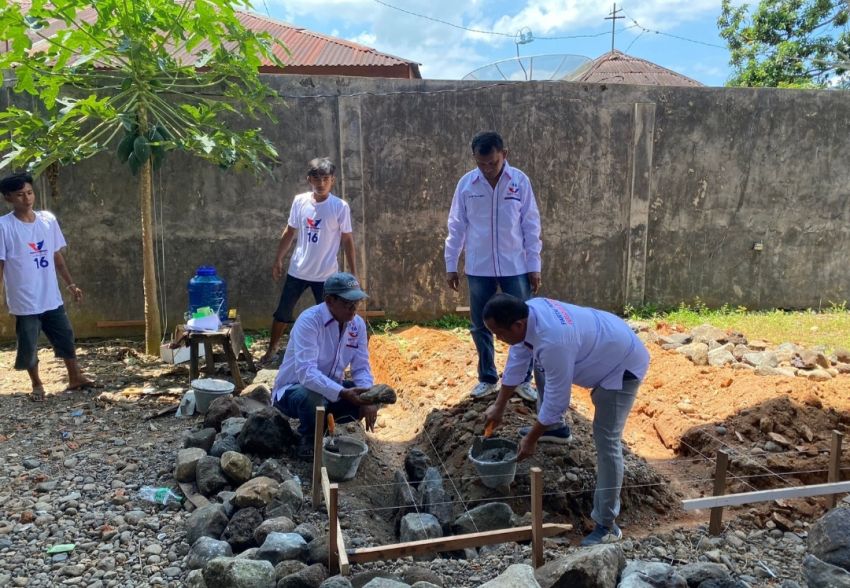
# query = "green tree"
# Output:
<box><xmin>718</xmin><ymin>0</ymin><xmax>850</xmax><ymax>88</ymax></box>
<box><xmin>0</xmin><ymin>0</ymin><xmax>285</xmax><ymax>354</ymax></box>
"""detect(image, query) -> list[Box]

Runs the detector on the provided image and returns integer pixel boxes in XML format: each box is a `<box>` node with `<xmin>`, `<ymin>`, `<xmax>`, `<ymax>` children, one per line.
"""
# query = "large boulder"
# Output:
<box><xmin>676</xmin><ymin>342</ymin><xmax>709</xmax><ymax>366</ymax></box>
<box><xmin>186</xmin><ymin>504</ymin><xmax>229</xmax><ymax>546</ymax></box>
<box><xmin>393</xmin><ymin>470</ymin><xmax>418</xmax><ymax>534</ymax></box>
<box><xmin>452</xmin><ymin>502</ymin><xmax>513</xmax><ymax>534</ymax></box>
<box><xmin>204</xmin><ymin>396</ymin><xmax>242</xmax><ymax>431</ymax></box>
<box><xmin>254</xmin><ymin>516</ymin><xmax>297</xmax><ymax>545</ymax></box>
<box><xmin>221</xmin><ymin>451</ymin><xmax>253</xmax><ymax>485</ymax></box>
<box><xmin>175</xmin><ymin>447</ymin><xmax>207</xmax><ymax>483</ymax></box>
<box><xmin>620</xmin><ymin>561</ymin><xmax>687</xmax><ymax>587</ymax></box>
<box><xmin>479</xmin><ymin>564</ymin><xmax>540</xmax><ymax>588</ymax></box>
<box><xmin>534</xmin><ymin>544</ymin><xmax>625</xmax><ymax>588</ymax></box>
<box><xmin>202</xmin><ymin>556</ymin><xmax>276</xmax><ymax>588</ymax></box>
<box><xmin>223</xmin><ymin>507</ymin><xmax>264</xmax><ymax>552</ymax></box>
<box><xmin>677</xmin><ymin>562</ymin><xmax>731</xmax><ymax>586</ymax></box>
<box><xmin>306</xmin><ymin>537</ymin><xmax>329</xmax><ymax>566</ymax></box>
<box><xmin>187</xmin><ymin>537</ymin><xmax>233</xmax><ymax>570</ymax></box>
<box><xmin>320</xmin><ymin>577</ymin><xmax>353</xmax><ymax>588</ymax></box>
<box><xmin>267</xmin><ymin>478</ymin><xmax>303</xmax><ymax>519</ymax></box>
<box><xmin>400</xmin><ymin>513</ymin><xmax>442</xmax><ymax>543</ymax></box>
<box><xmin>256</xmin><ymin>532</ymin><xmax>307</xmax><ymax>565</ymax></box>
<box><xmin>242</xmin><ymin>383</ymin><xmax>272</xmax><ymax>404</ymax></box>
<box><xmin>404</xmin><ymin>449</ymin><xmax>430</xmax><ymax>487</ymax></box>
<box><xmin>400</xmin><ymin>566</ymin><xmax>443</xmax><ymax>587</ymax></box>
<box><xmin>278</xmin><ymin>563</ymin><xmax>329</xmax><ymax>588</ymax></box>
<box><xmin>196</xmin><ymin>455</ymin><xmax>229</xmax><ymax>497</ymax></box>
<box><xmin>239</xmin><ymin>407</ymin><xmax>297</xmax><ymax>457</ymax></box>
<box><xmin>221</xmin><ymin>417</ymin><xmax>248</xmax><ymax>437</ymax></box>
<box><xmin>808</xmin><ymin>507</ymin><xmax>850</xmax><ymax>571</ymax></box>
<box><xmin>210</xmin><ymin>433</ymin><xmax>241</xmax><ymax>458</ymax></box>
<box><xmin>234</xmin><ymin>476</ymin><xmax>281</xmax><ymax>509</ymax></box>
<box><xmin>256</xmin><ymin>458</ymin><xmax>294</xmax><ymax>483</ymax></box>
<box><xmin>802</xmin><ymin>554</ymin><xmax>850</xmax><ymax>587</ymax></box>
<box><xmin>417</xmin><ymin>467</ymin><xmax>452</xmax><ymax>531</ymax></box>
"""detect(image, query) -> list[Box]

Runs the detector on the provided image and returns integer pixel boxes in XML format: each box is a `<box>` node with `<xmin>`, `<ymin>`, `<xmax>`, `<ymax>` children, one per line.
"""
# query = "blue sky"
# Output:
<box><xmin>263</xmin><ymin>0</ymin><xmax>734</xmax><ymax>85</ymax></box>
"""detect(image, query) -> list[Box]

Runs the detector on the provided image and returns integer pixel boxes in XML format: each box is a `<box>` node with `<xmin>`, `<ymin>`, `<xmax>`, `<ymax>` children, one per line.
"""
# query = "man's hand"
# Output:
<box><xmin>483</xmin><ymin>402</ymin><xmax>506</xmax><ymax>432</ymax></box>
<box><xmin>339</xmin><ymin>387</ymin><xmax>371</xmax><ymax>406</ymax></box>
<box><xmin>68</xmin><ymin>285</ymin><xmax>83</xmax><ymax>303</ymax></box>
<box><xmin>360</xmin><ymin>404</ymin><xmax>378</xmax><ymax>432</ymax></box>
<box><xmin>446</xmin><ymin>272</ymin><xmax>459</xmax><ymax>291</ymax></box>
<box><xmin>528</xmin><ymin>272</ymin><xmax>542</xmax><ymax>295</ymax></box>
<box><xmin>272</xmin><ymin>260</ymin><xmax>284</xmax><ymax>282</ymax></box>
<box><xmin>517</xmin><ymin>433</ymin><xmax>538</xmax><ymax>462</ymax></box>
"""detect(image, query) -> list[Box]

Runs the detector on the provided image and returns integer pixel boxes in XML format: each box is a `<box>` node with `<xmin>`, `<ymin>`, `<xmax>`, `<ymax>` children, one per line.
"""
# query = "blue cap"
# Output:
<box><xmin>323</xmin><ymin>272</ymin><xmax>368</xmax><ymax>301</ymax></box>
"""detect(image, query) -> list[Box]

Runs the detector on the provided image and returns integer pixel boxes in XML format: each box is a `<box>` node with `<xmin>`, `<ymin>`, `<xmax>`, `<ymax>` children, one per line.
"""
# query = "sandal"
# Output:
<box><xmin>30</xmin><ymin>385</ymin><xmax>46</xmax><ymax>402</ymax></box>
<box><xmin>65</xmin><ymin>379</ymin><xmax>96</xmax><ymax>392</ymax></box>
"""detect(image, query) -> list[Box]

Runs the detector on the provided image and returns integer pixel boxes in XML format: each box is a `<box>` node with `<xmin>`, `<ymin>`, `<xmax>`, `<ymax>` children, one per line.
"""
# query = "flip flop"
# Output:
<box><xmin>64</xmin><ymin>380</ymin><xmax>96</xmax><ymax>392</ymax></box>
<box><xmin>30</xmin><ymin>386</ymin><xmax>46</xmax><ymax>402</ymax></box>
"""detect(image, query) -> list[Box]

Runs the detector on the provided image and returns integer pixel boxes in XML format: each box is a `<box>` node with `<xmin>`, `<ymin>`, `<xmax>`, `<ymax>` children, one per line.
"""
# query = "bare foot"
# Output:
<box><xmin>30</xmin><ymin>385</ymin><xmax>46</xmax><ymax>402</ymax></box>
<box><xmin>66</xmin><ymin>377</ymin><xmax>95</xmax><ymax>391</ymax></box>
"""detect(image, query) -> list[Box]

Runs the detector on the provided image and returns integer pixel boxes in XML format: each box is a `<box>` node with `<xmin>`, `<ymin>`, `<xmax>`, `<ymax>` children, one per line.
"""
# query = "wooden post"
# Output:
<box><xmin>329</xmin><ymin>482</ymin><xmax>340</xmax><ymax>574</ymax></box>
<box><xmin>709</xmin><ymin>450</ymin><xmax>729</xmax><ymax>536</ymax></box>
<box><xmin>828</xmin><ymin>430</ymin><xmax>844</xmax><ymax>508</ymax></box>
<box><xmin>530</xmin><ymin>467</ymin><xmax>544</xmax><ymax>568</ymax></box>
<box><xmin>312</xmin><ymin>406</ymin><xmax>326</xmax><ymax>509</ymax></box>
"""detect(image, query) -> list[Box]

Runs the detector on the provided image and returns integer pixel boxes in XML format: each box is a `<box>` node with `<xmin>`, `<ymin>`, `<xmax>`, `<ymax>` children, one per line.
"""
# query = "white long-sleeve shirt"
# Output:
<box><xmin>444</xmin><ymin>162</ymin><xmax>542</xmax><ymax>277</ymax></box>
<box><xmin>502</xmin><ymin>298</ymin><xmax>650</xmax><ymax>426</ymax></box>
<box><xmin>272</xmin><ymin>302</ymin><xmax>373</xmax><ymax>403</ymax></box>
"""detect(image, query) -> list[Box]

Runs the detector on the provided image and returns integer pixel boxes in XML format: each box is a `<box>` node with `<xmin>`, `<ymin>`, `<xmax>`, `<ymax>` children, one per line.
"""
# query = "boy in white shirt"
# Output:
<box><xmin>0</xmin><ymin>172</ymin><xmax>92</xmax><ymax>401</ymax></box>
<box><xmin>260</xmin><ymin>158</ymin><xmax>357</xmax><ymax>366</ymax></box>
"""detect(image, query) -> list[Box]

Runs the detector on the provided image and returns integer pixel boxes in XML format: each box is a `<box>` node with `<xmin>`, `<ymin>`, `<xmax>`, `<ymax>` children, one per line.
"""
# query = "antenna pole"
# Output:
<box><xmin>604</xmin><ymin>3</ymin><xmax>624</xmax><ymax>52</ymax></box>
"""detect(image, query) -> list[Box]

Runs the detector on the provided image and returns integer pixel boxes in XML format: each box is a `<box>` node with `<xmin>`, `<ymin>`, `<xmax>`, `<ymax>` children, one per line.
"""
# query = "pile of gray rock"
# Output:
<box><xmin>639</xmin><ymin>323</ymin><xmax>850</xmax><ymax>381</ymax></box>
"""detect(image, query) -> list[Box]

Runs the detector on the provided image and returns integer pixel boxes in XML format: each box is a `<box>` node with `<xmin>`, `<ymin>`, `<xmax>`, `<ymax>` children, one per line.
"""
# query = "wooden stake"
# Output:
<box><xmin>348</xmin><ymin>523</ymin><xmax>572</xmax><ymax>564</ymax></box>
<box><xmin>329</xmin><ymin>482</ymin><xmax>340</xmax><ymax>574</ymax></box>
<box><xmin>709</xmin><ymin>450</ymin><xmax>729</xmax><ymax>535</ymax></box>
<box><xmin>321</xmin><ymin>468</ymin><xmax>350</xmax><ymax>575</ymax></box>
<box><xmin>530</xmin><ymin>466</ymin><xmax>544</xmax><ymax>568</ymax></box>
<box><xmin>684</xmin><ymin>480</ymin><xmax>850</xmax><ymax>510</ymax></box>
<box><xmin>828</xmin><ymin>430</ymin><xmax>844</xmax><ymax>508</ymax></box>
<box><xmin>312</xmin><ymin>406</ymin><xmax>326</xmax><ymax>510</ymax></box>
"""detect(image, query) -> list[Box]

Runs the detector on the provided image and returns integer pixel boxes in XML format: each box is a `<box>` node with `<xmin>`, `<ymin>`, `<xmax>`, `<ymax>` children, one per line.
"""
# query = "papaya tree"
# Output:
<box><xmin>0</xmin><ymin>0</ymin><xmax>285</xmax><ymax>354</ymax></box>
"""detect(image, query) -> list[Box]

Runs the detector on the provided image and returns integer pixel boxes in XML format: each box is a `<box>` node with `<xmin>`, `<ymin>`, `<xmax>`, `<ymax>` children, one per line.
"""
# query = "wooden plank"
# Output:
<box><xmin>144</xmin><ymin>404</ymin><xmax>180</xmax><ymax>420</ymax></box>
<box><xmin>178</xmin><ymin>482</ymin><xmax>210</xmax><ymax>509</ymax></box>
<box><xmin>329</xmin><ymin>483</ymin><xmax>339</xmax><ymax>574</ymax></box>
<box><xmin>709</xmin><ymin>450</ymin><xmax>729</xmax><ymax>536</ymax></box>
<box><xmin>530</xmin><ymin>467</ymin><xmax>543</xmax><ymax>568</ymax></box>
<box><xmin>683</xmin><ymin>481</ymin><xmax>850</xmax><ymax>511</ymax></box>
<box><xmin>96</xmin><ymin>320</ymin><xmax>145</xmax><ymax>328</ymax></box>
<box><xmin>348</xmin><ymin>523</ymin><xmax>572</xmax><ymax>564</ymax></box>
<box><xmin>828</xmin><ymin>430</ymin><xmax>844</xmax><ymax>508</ymax></box>
<box><xmin>321</xmin><ymin>468</ymin><xmax>350</xmax><ymax>575</ymax></box>
<box><xmin>312</xmin><ymin>407</ymin><xmax>326</xmax><ymax>510</ymax></box>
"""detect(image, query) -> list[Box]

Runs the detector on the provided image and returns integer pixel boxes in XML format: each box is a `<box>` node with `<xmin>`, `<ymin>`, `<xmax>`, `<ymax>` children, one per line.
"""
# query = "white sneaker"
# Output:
<box><xmin>516</xmin><ymin>381</ymin><xmax>538</xmax><ymax>402</ymax></box>
<box><xmin>470</xmin><ymin>382</ymin><xmax>498</xmax><ymax>398</ymax></box>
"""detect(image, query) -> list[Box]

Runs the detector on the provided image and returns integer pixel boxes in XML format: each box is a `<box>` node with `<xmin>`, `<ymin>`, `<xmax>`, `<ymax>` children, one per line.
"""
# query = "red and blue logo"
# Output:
<box><xmin>306</xmin><ymin>218</ymin><xmax>322</xmax><ymax>229</ymax></box>
<box><xmin>28</xmin><ymin>240</ymin><xmax>45</xmax><ymax>253</ymax></box>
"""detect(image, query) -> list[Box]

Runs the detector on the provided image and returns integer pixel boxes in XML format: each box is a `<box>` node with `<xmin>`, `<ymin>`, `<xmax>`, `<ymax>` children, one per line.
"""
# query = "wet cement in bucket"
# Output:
<box><xmin>476</xmin><ymin>447</ymin><xmax>517</xmax><ymax>463</ymax></box>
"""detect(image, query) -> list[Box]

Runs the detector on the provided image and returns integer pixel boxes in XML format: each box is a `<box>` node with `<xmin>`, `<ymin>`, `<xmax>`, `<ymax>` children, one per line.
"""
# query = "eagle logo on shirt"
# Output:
<box><xmin>306</xmin><ymin>218</ymin><xmax>322</xmax><ymax>229</ymax></box>
<box><xmin>28</xmin><ymin>241</ymin><xmax>45</xmax><ymax>253</ymax></box>
<box><xmin>507</xmin><ymin>182</ymin><xmax>520</xmax><ymax>194</ymax></box>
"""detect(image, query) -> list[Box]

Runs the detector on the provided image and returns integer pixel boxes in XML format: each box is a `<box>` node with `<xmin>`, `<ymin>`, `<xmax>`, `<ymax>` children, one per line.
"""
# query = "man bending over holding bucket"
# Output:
<box><xmin>482</xmin><ymin>293</ymin><xmax>649</xmax><ymax>546</ymax></box>
<box><xmin>271</xmin><ymin>272</ymin><xmax>380</xmax><ymax>460</ymax></box>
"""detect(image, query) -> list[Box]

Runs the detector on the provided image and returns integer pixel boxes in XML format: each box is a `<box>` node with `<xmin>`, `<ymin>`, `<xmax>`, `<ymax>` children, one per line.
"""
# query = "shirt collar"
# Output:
<box><xmin>522</xmin><ymin>304</ymin><xmax>539</xmax><ymax>349</ymax></box>
<box><xmin>472</xmin><ymin>160</ymin><xmax>514</xmax><ymax>184</ymax></box>
<box><xmin>320</xmin><ymin>302</ymin><xmax>336</xmax><ymax>327</ymax></box>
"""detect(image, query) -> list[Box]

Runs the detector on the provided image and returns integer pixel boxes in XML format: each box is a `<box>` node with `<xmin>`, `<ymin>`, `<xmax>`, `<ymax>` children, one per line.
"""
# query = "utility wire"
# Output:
<box><xmin>623</xmin><ymin>13</ymin><xmax>726</xmax><ymax>50</ymax></box>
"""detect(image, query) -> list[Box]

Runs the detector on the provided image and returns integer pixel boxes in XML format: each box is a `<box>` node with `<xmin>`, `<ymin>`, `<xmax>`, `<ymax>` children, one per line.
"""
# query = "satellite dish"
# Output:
<box><xmin>463</xmin><ymin>53</ymin><xmax>592</xmax><ymax>82</ymax></box>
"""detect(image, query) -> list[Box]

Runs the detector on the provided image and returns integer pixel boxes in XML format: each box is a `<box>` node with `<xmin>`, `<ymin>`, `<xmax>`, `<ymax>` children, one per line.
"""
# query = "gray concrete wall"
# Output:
<box><xmin>1</xmin><ymin>77</ymin><xmax>848</xmax><ymax>339</ymax></box>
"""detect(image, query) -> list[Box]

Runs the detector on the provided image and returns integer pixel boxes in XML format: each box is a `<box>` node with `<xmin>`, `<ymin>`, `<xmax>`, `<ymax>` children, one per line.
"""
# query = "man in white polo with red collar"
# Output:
<box><xmin>444</xmin><ymin>131</ymin><xmax>542</xmax><ymax>402</ymax></box>
<box><xmin>272</xmin><ymin>272</ymin><xmax>379</xmax><ymax>460</ymax></box>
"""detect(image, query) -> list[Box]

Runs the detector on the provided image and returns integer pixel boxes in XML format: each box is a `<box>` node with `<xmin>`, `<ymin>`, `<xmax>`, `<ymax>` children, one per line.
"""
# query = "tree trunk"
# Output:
<box><xmin>138</xmin><ymin>107</ymin><xmax>162</xmax><ymax>356</ymax></box>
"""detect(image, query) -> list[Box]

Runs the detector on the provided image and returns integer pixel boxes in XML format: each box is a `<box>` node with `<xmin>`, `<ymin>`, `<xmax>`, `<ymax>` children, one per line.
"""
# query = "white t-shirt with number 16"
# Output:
<box><xmin>0</xmin><ymin>210</ymin><xmax>67</xmax><ymax>316</ymax></box>
<box><xmin>286</xmin><ymin>192</ymin><xmax>352</xmax><ymax>282</ymax></box>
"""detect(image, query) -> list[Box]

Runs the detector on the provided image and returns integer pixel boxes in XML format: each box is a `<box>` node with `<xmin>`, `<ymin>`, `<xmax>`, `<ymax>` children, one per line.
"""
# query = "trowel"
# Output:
<box><xmin>472</xmin><ymin>420</ymin><xmax>496</xmax><ymax>456</ymax></box>
<box><xmin>325</xmin><ymin>413</ymin><xmax>340</xmax><ymax>453</ymax></box>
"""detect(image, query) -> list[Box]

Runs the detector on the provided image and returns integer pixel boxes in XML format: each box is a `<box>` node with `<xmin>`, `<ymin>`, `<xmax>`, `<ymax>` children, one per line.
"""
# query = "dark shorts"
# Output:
<box><xmin>14</xmin><ymin>305</ymin><xmax>77</xmax><ymax>370</ymax></box>
<box><xmin>273</xmin><ymin>274</ymin><xmax>324</xmax><ymax>323</ymax></box>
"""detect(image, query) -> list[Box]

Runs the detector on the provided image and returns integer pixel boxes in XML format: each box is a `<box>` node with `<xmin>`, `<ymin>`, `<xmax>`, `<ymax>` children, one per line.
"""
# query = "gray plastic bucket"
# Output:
<box><xmin>468</xmin><ymin>437</ymin><xmax>518</xmax><ymax>489</ymax></box>
<box><xmin>322</xmin><ymin>435</ymin><xmax>369</xmax><ymax>482</ymax></box>
<box><xmin>191</xmin><ymin>378</ymin><xmax>235</xmax><ymax>413</ymax></box>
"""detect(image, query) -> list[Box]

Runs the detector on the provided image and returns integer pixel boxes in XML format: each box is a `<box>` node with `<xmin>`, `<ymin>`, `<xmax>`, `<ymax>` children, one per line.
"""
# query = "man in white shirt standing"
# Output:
<box><xmin>0</xmin><ymin>172</ymin><xmax>93</xmax><ymax>401</ymax></box>
<box><xmin>482</xmin><ymin>293</ymin><xmax>649</xmax><ymax>546</ymax></box>
<box><xmin>271</xmin><ymin>272</ymin><xmax>380</xmax><ymax>460</ymax></box>
<box><xmin>445</xmin><ymin>131</ymin><xmax>542</xmax><ymax>401</ymax></box>
<box><xmin>260</xmin><ymin>157</ymin><xmax>357</xmax><ymax>366</ymax></box>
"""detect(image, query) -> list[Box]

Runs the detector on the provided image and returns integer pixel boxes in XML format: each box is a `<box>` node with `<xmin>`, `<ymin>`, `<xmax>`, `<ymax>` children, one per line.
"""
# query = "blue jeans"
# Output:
<box><xmin>590</xmin><ymin>374</ymin><xmax>641</xmax><ymax>527</ymax></box>
<box><xmin>467</xmin><ymin>274</ymin><xmax>533</xmax><ymax>384</ymax></box>
<box><xmin>274</xmin><ymin>381</ymin><xmax>360</xmax><ymax>439</ymax></box>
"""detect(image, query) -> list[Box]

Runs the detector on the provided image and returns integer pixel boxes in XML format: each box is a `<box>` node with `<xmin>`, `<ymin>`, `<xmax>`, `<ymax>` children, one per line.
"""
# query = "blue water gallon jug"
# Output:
<box><xmin>188</xmin><ymin>266</ymin><xmax>228</xmax><ymax>321</ymax></box>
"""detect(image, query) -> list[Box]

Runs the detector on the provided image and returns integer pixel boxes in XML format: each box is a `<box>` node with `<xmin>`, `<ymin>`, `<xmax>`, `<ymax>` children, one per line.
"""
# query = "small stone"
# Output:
<box><xmin>175</xmin><ymin>448</ymin><xmax>207</xmax><ymax>483</ymax></box>
<box><xmin>234</xmin><ymin>476</ymin><xmax>280</xmax><ymax>509</ymax></box>
<box><xmin>220</xmin><ymin>451</ymin><xmax>253</xmax><ymax>485</ymax></box>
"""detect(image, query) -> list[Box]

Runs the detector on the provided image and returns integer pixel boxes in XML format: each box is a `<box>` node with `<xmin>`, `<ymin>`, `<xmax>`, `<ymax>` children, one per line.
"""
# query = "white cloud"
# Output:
<box><xmin>264</xmin><ymin>0</ymin><xmax>724</xmax><ymax>79</ymax></box>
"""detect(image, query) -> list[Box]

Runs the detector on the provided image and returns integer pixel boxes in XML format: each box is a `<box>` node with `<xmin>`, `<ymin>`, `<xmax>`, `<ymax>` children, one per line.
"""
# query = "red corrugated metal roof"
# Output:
<box><xmin>6</xmin><ymin>2</ymin><xmax>420</xmax><ymax>77</ymax></box>
<box><xmin>571</xmin><ymin>50</ymin><xmax>703</xmax><ymax>87</ymax></box>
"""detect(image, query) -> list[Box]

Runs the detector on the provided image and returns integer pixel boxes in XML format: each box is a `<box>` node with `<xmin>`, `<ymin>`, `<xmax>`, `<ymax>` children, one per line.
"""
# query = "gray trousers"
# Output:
<box><xmin>590</xmin><ymin>377</ymin><xmax>640</xmax><ymax>527</ymax></box>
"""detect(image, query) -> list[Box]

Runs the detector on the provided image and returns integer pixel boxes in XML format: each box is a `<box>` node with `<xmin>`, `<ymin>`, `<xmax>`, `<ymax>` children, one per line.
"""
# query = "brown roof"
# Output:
<box><xmin>570</xmin><ymin>50</ymin><xmax>702</xmax><ymax>87</ymax></box>
<box><xmin>7</xmin><ymin>2</ymin><xmax>421</xmax><ymax>79</ymax></box>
